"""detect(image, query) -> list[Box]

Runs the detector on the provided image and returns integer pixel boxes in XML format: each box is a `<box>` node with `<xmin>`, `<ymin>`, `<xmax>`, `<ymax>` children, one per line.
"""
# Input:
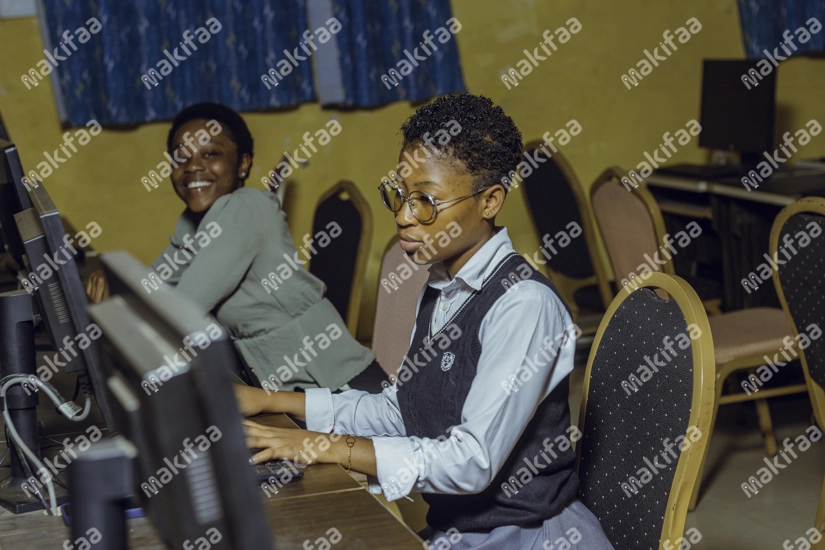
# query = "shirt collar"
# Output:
<box><xmin>427</xmin><ymin>227</ymin><xmax>515</xmax><ymax>292</ymax></box>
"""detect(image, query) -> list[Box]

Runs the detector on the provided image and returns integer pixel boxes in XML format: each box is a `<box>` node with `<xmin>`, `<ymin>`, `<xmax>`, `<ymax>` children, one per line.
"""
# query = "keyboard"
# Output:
<box><xmin>252</xmin><ymin>459</ymin><xmax>304</xmax><ymax>483</ymax></box>
<box><xmin>655</xmin><ymin>163</ymin><xmax>742</xmax><ymax>179</ymax></box>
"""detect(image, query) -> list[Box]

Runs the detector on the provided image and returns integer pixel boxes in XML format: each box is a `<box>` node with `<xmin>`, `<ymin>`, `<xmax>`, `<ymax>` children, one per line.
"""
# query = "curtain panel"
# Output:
<box><xmin>33</xmin><ymin>0</ymin><xmax>466</xmax><ymax>125</ymax></box>
<box><xmin>36</xmin><ymin>0</ymin><xmax>316</xmax><ymax>126</ymax></box>
<box><xmin>737</xmin><ymin>0</ymin><xmax>825</xmax><ymax>58</ymax></box>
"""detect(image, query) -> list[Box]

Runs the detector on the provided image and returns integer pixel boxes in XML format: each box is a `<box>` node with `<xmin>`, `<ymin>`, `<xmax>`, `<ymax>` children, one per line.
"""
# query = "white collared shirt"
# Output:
<box><xmin>305</xmin><ymin>227</ymin><xmax>577</xmax><ymax>501</ymax></box>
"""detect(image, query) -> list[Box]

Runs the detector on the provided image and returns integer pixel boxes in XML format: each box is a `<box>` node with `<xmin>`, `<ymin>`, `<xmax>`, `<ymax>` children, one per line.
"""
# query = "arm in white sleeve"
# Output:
<box><xmin>371</xmin><ymin>281</ymin><xmax>577</xmax><ymax>501</ymax></box>
<box><xmin>304</xmin><ymin>386</ymin><xmax>407</xmax><ymax>437</ymax></box>
<box><xmin>304</xmin><ymin>284</ymin><xmax>429</xmax><ymax>438</ymax></box>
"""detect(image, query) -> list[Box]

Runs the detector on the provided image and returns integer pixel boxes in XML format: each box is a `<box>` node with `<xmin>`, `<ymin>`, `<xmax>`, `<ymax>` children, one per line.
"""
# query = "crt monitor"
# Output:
<box><xmin>13</xmin><ymin>181</ymin><xmax>115</xmax><ymax>428</ymax></box>
<box><xmin>699</xmin><ymin>59</ymin><xmax>777</xmax><ymax>164</ymax></box>
<box><xmin>88</xmin><ymin>250</ymin><xmax>273</xmax><ymax>550</ymax></box>
<box><xmin>0</xmin><ymin>139</ymin><xmax>34</xmax><ymax>267</ymax></box>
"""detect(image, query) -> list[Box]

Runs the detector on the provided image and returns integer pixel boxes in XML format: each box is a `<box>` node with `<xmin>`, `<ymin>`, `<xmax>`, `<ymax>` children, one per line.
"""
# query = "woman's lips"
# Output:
<box><xmin>185</xmin><ymin>181</ymin><xmax>214</xmax><ymax>194</ymax></box>
<box><xmin>398</xmin><ymin>239</ymin><xmax>422</xmax><ymax>252</ymax></box>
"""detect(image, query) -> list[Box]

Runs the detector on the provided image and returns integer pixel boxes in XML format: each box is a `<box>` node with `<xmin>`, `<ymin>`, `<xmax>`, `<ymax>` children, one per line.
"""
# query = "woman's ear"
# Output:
<box><xmin>238</xmin><ymin>153</ymin><xmax>253</xmax><ymax>185</ymax></box>
<box><xmin>482</xmin><ymin>183</ymin><xmax>507</xmax><ymax>219</ymax></box>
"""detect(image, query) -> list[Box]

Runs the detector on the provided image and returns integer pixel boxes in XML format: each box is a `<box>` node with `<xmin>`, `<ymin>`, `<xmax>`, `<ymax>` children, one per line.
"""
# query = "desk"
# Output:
<box><xmin>0</xmin><ymin>414</ymin><xmax>424</xmax><ymax>550</ymax></box>
<box><xmin>646</xmin><ymin>170</ymin><xmax>825</xmax><ymax>309</ymax></box>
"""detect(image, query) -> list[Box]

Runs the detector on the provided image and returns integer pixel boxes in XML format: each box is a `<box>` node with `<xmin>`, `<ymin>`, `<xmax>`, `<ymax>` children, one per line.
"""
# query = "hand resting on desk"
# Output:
<box><xmin>235</xmin><ymin>384</ymin><xmax>380</xmax><ymax>478</ymax></box>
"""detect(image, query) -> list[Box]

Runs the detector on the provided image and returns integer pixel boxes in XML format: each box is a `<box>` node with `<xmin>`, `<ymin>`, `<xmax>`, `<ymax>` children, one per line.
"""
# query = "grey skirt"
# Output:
<box><xmin>418</xmin><ymin>500</ymin><xmax>614</xmax><ymax>550</ymax></box>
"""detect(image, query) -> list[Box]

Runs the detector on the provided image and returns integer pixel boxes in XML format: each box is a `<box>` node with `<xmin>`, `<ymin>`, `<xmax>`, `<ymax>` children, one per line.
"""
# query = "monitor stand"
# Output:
<box><xmin>0</xmin><ymin>289</ymin><xmax>69</xmax><ymax>513</ymax></box>
<box><xmin>67</xmin><ymin>437</ymin><xmax>135</xmax><ymax>550</ymax></box>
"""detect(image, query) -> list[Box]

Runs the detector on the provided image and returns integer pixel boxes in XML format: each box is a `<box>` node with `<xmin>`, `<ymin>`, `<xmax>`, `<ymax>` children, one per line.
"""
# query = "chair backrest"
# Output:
<box><xmin>590</xmin><ymin>168</ymin><xmax>674</xmax><ymax>294</ymax></box>
<box><xmin>576</xmin><ymin>271</ymin><xmax>714</xmax><ymax>550</ymax></box>
<box><xmin>771</xmin><ymin>197</ymin><xmax>825</xmax><ymax>427</ymax></box>
<box><xmin>372</xmin><ymin>235</ymin><xmax>431</xmax><ymax>377</ymax></box>
<box><xmin>308</xmin><ymin>180</ymin><xmax>372</xmax><ymax>335</ymax></box>
<box><xmin>520</xmin><ymin>143</ymin><xmax>611</xmax><ymax>308</ymax></box>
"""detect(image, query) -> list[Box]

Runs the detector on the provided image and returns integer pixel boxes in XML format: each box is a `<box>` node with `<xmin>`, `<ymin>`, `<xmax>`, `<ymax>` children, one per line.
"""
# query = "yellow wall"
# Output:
<box><xmin>1</xmin><ymin>1</ymin><xmax>824</xmax><ymax>340</ymax></box>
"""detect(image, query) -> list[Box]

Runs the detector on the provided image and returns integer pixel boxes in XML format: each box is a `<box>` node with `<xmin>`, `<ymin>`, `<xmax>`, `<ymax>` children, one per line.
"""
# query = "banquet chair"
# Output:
<box><xmin>576</xmin><ymin>271</ymin><xmax>714</xmax><ymax>549</ymax></box>
<box><xmin>771</xmin><ymin>197</ymin><xmax>825</xmax><ymax>547</ymax></box>
<box><xmin>308</xmin><ymin>180</ymin><xmax>372</xmax><ymax>336</ymax></box>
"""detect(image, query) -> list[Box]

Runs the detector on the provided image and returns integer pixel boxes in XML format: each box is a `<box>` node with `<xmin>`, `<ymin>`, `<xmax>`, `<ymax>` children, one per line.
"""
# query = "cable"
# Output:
<box><xmin>71</xmin><ymin>374</ymin><xmax>94</xmax><ymax>421</ymax></box>
<box><xmin>1</xmin><ymin>375</ymin><xmax>72</xmax><ymax>515</ymax></box>
<box><xmin>0</xmin><ymin>373</ymin><xmax>94</xmax><ymax>514</ymax></box>
<box><xmin>11</xmin><ymin>430</ymin><xmax>50</xmax><ymax>513</ymax></box>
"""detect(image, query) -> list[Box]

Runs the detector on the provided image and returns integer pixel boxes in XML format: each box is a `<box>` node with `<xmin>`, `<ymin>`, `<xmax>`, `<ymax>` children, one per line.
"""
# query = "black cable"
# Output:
<box><xmin>7</xmin><ymin>425</ymin><xmax>50</xmax><ymax>514</ymax></box>
<box><xmin>71</xmin><ymin>376</ymin><xmax>81</xmax><ymax>402</ymax></box>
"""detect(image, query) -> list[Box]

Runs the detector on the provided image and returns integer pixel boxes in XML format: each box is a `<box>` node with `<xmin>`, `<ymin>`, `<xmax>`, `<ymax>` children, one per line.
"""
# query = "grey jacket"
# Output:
<box><xmin>150</xmin><ymin>187</ymin><xmax>373</xmax><ymax>391</ymax></box>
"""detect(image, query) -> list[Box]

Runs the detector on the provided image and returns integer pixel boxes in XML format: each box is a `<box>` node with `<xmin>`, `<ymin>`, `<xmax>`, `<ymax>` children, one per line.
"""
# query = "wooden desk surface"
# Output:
<box><xmin>0</xmin><ymin>413</ymin><xmax>424</xmax><ymax>549</ymax></box>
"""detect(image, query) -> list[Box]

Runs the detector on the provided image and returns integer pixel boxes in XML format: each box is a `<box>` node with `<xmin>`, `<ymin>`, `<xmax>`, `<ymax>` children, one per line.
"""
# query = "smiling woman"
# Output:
<box><xmin>86</xmin><ymin>102</ymin><xmax>384</xmax><ymax>393</ymax></box>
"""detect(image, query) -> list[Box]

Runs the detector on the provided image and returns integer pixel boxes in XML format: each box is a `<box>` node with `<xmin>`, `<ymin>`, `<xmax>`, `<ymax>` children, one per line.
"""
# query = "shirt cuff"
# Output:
<box><xmin>372</xmin><ymin>436</ymin><xmax>417</xmax><ymax>502</ymax></box>
<box><xmin>304</xmin><ymin>388</ymin><xmax>334</xmax><ymax>433</ymax></box>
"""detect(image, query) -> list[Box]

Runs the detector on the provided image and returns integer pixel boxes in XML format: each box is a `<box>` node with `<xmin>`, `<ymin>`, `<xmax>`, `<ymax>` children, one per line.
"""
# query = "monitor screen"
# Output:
<box><xmin>699</xmin><ymin>59</ymin><xmax>777</xmax><ymax>156</ymax></box>
<box><xmin>0</xmin><ymin>139</ymin><xmax>34</xmax><ymax>267</ymax></box>
<box><xmin>89</xmin><ymin>251</ymin><xmax>272</xmax><ymax>550</ymax></box>
<box><xmin>13</xmin><ymin>181</ymin><xmax>115</xmax><ymax>427</ymax></box>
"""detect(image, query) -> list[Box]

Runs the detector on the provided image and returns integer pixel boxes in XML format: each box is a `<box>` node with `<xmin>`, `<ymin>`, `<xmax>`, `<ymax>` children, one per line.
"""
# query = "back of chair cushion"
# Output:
<box><xmin>309</xmin><ymin>187</ymin><xmax>362</xmax><ymax>325</ymax></box>
<box><xmin>591</xmin><ymin>180</ymin><xmax>661</xmax><ymax>288</ymax></box>
<box><xmin>372</xmin><ymin>239</ymin><xmax>431</xmax><ymax>376</ymax></box>
<box><xmin>521</xmin><ymin>148</ymin><xmax>594</xmax><ymax>279</ymax></box>
<box><xmin>776</xmin><ymin>212</ymin><xmax>825</xmax><ymax>388</ymax></box>
<box><xmin>578</xmin><ymin>288</ymin><xmax>694</xmax><ymax>550</ymax></box>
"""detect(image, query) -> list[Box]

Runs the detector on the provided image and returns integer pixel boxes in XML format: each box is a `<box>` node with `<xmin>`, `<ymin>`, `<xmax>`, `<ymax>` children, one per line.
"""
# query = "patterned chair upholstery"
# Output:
<box><xmin>577</xmin><ymin>272</ymin><xmax>714</xmax><ymax>550</ymax></box>
<box><xmin>771</xmin><ymin>198</ymin><xmax>825</xmax><ymax>542</ymax></box>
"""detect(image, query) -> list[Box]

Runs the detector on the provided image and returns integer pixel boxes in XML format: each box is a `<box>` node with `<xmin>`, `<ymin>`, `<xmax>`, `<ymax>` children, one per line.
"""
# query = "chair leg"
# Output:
<box><xmin>815</xmin><ymin>474</ymin><xmax>825</xmax><ymax>550</ymax></box>
<box><xmin>689</xmin><ymin>389</ymin><xmax>722</xmax><ymax>511</ymax></box>
<box><xmin>754</xmin><ymin>398</ymin><xmax>778</xmax><ymax>456</ymax></box>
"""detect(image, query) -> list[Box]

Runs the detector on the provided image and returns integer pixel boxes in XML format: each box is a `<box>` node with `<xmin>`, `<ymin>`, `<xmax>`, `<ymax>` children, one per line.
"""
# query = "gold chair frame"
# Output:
<box><xmin>575</xmin><ymin>271</ymin><xmax>715</xmax><ymax>547</ymax></box>
<box><xmin>770</xmin><ymin>196</ymin><xmax>825</xmax><ymax>546</ymax></box>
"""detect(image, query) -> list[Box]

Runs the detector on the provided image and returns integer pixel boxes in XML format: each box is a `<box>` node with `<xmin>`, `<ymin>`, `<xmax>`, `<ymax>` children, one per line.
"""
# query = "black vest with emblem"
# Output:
<box><xmin>396</xmin><ymin>252</ymin><xmax>579</xmax><ymax>532</ymax></box>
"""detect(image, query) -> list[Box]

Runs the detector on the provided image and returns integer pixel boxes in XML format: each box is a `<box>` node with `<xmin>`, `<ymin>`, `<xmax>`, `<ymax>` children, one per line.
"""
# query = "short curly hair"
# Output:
<box><xmin>167</xmin><ymin>102</ymin><xmax>254</xmax><ymax>162</ymax></box>
<box><xmin>400</xmin><ymin>93</ymin><xmax>523</xmax><ymax>195</ymax></box>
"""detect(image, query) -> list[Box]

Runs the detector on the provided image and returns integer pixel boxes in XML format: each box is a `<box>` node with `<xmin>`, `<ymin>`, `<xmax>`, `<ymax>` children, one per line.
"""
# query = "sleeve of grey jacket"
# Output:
<box><xmin>175</xmin><ymin>192</ymin><xmax>263</xmax><ymax>312</ymax></box>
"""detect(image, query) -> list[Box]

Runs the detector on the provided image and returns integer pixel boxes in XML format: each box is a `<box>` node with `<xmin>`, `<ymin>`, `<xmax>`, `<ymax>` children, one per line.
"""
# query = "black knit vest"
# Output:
<box><xmin>396</xmin><ymin>252</ymin><xmax>579</xmax><ymax>533</ymax></box>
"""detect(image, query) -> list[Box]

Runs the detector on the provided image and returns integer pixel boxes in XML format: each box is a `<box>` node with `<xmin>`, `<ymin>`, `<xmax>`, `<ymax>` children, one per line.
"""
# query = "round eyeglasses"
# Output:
<box><xmin>378</xmin><ymin>178</ymin><xmax>486</xmax><ymax>223</ymax></box>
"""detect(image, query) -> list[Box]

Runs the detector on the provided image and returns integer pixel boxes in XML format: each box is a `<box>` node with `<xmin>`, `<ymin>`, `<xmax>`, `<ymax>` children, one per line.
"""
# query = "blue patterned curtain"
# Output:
<box><xmin>39</xmin><ymin>0</ymin><xmax>316</xmax><ymax>126</ymax></box>
<box><xmin>737</xmin><ymin>0</ymin><xmax>825</xmax><ymax>58</ymax></box>
<box><xmin>323</xmin><ymin>0</ymin><xmax>466</xmax><ymax>107</ymax></box>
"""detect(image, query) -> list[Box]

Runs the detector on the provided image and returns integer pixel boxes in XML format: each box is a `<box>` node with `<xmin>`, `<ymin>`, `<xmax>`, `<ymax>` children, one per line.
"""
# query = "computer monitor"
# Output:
<box><xmin>88</xmin><ymin>251</ymin><xmax>273</xmax><ymax>550</ymax></box>
<box><xmin>699</xmin><ymin>60</ymin><xmax>777</xmax><ymax>165</ymax></box>
<box><xmin>0</xmin><ymin>139</ymin><xmax>34</xmax><ymax>267</ymax></box>
<box><xmin>13</xmin><ymin>181</ymin><xmax>115</xmax><ymax>428</ymax></box>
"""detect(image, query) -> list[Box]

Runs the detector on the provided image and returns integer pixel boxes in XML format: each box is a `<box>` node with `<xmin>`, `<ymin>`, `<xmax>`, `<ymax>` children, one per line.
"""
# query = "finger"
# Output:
<box><xmin>243</xmin><ymin>425</ymin><xmax>270</xmax><ymax>438</ymax></box>
<box><xmin>242</xmin><ymin>419</ymin><xmax>265</xmax><ymax>428</ymax></box>
<box><xmin>249</xmin><ymin>448</ymin><xmax>275</xmax><ymax>465</ymax></box>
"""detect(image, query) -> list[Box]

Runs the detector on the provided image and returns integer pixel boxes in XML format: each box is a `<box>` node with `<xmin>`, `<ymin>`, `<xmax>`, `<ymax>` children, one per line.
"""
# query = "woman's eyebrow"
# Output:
<box><xmin>405</xmin><ymin>179</ymin><xmax>441</xmax><ymax>188</ymax></box>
